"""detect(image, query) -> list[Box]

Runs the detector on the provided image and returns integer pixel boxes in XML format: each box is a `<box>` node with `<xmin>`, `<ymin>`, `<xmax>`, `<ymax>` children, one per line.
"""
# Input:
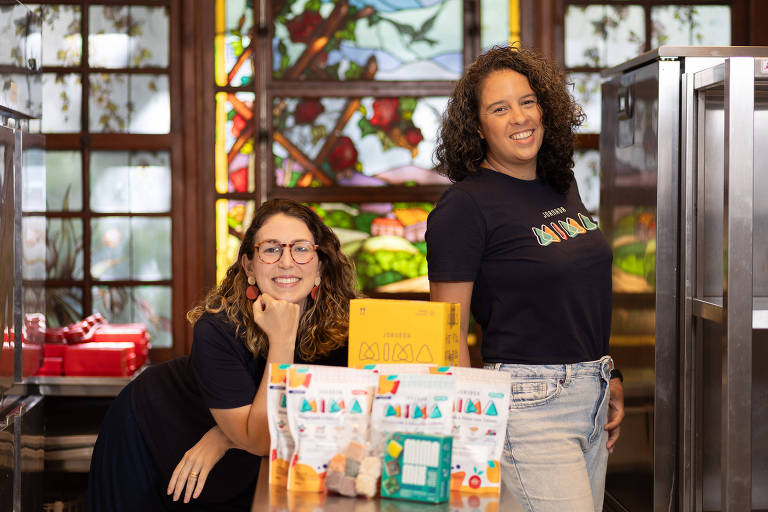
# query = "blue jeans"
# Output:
<box><xmin>485</xmin><ymin>356</ymin><xmax>612</xmax><ymax>512</ymax></box>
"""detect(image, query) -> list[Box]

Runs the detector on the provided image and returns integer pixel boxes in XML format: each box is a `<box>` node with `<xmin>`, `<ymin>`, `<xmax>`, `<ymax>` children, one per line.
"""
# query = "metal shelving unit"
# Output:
<box><xmin>679</xmin><ymin>56</ymin><xmax>768</xmax><ymax>512</ymax></box>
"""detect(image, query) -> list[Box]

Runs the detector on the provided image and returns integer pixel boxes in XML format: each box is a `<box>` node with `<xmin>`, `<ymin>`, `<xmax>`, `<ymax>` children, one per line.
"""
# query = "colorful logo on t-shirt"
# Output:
<box><xmin>532</xmin><ymin>213</ymin><xmax>598</xmax><ymax>246</ymax></box>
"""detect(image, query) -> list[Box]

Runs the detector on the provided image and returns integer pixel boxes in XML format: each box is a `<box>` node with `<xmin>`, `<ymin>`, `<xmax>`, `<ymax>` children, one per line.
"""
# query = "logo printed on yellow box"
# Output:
<box><xmin>348</xmin><ymin>299</ymin><xmax>460</xmax><ymax>368</ymax></box>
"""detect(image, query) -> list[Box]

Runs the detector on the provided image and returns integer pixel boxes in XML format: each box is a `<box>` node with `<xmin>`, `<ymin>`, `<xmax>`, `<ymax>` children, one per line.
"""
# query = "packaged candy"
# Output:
<box><xmin>380</xmin><ymin>432</ymin><xmax>453</xmax><ymax>503</ymax></box>
<box><xmin>324</xmin><ymin>440</ymin><xmax>383</xmax><ymax>498</ymax></box>
<box><xmin>267</xmin><ymin>363</ymin><xmax>294</xmax><ymax>487</ymax></box>
<box><xmin>430</xmin><ymin>366</ymin><xmax>511</xmax><ymax>494</ymax></box>
<box><xmin>286</xmin><ymin>365</ymin><xmax>378</xmax><ymax>492</ymax></box>
<box><xmin>370</xmin><ymin>373</ymin><xmax>456</xmax><ymax>452</ymax></box>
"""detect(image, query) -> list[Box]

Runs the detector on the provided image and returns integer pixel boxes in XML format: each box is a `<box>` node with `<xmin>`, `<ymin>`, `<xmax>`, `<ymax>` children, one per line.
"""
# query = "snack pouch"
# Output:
<box><xmin>430</xmin><ymin>366</ymin><xmax>511</xmax><ymax>494</ymax></box>
<box><xmin>285</xmin><ymin>365</ymin><xmax>377</xmax><ymax>492</ymax></box>
<box><xmin>266</xmin><ymin>363</ymin><xmax>294</xmax><ymax>487</ymax></box>
<box><xmin>370</xmin><ymin>373</ymin><xmax>456</xmax><ymax>451</ymax></box>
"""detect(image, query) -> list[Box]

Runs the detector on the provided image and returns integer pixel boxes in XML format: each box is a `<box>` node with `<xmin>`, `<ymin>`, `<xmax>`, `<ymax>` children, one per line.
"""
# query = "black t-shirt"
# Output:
<box><xmin>130</xmin><ymin>311</ymin><xmax>347</xmax><ymax>504</ymax></box>
<box><xmin>426</xmin><ymin>168</ymin><xmax>612</xmax><ymax>364</ymax></box>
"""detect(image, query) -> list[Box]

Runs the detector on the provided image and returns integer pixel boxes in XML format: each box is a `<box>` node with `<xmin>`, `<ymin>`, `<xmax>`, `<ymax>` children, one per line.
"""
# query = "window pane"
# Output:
<box><xmin>569</xmin><ymin>72</ymin><xmax>601</xmax><ymax>133</ymax></box>
<box><xmin>91</xmin><ymin>216</ymin><xmax>171</xmax><ymax>280</ymax></box>
<box><xmin>32</xmin><ymin>4</ymin><xmax>82</xmax><ymax>66</ymax></box>
<box><xmin>22</xmin><ymin>147</ymin><xmax>45</xmax><ymax>211</ymax></box>
<box><xmin>215</xmin><ymin>92</ymin><xmax>255</xmax><ymax>193</ymax></box>
<box><xmin>89</xmin><ymin>74</ymin><xmax>170</xmax><ymax>133</ymax></box>
<box><xmin>44</xmin><ymin>150</ymin><xmax>82</xmax><ymax>211</ymax></box>
<box><xmin>92</xmin><ymin>285</ymin><xmax>172</xmax><ymax>348</ymax></box>
<box><xmin>481</xmin><ymin>0</ymin><xmax>510</xmax><ymax>50</ymax></box>
<box><xmin>215</xmin><ymin>0</ymin><xmax>254</xmax><ymax>86</ymax></box>
<box><xmin>90</xmin><ymin>151</ymin><xmax>171</xmax><ymax>213</ymax></box>
<box><xmin>273</xmin><ymin>96</ymin><xmax>450</xmax><ymax>187</ymax></box>
<box><xmin>22</xmin><ymin>216</ymin><xmax>47</xmax><ymax>280</ymax></box>
<box><xmin>215</xmin><ymin>198</ymin><xmax>255</xmax><ymax>283</ymax></box>
<box><xmin>651</xmin><ymin>6</ymin><xmax>731</xmax><ymax>47</ymax></box>
<box><xmin>312</xmin><ymin>202</ymin><xmax>431</xmax><ymax>293</ymax></box>
<box><xmin>273</xmin><ymin>0</ymin><xmax>462</xmax><ymax>80</ymax></box>
<box><xmin>565</xmin><ymin>5</ymin><xmax>645</xmax><ymax>68</ymax></box>
<box><xmin>88</xmin><ymin>5</ymin><xmax>169</xmax><ymax>68</ymax></box>
<box><xmin>573</xmin><ymin>150</ymin><xmax>600</xmax><ymax>214</ymax></box>
<box><xmin>91</xmin><ymin>216</ymin><xmax>130</xmax><ymax>279</ymax></box>
<box><xmin>44</xmin><ymin>287</ymin><xmax>83</xmax><ymax>327</ymax></box>
<box><xmin>0</xmin><ymin>3</ymin><xmax>30</xmax><ymax>66</ymax></box>
<box><xmin>47</xmin><ymin>217</ymin><xmax>84</xmax><ymax>280</ymax></box>
<box><xmin>42</xmin><ymin>73</ymin><xmax>81</xmax><ymax>133</ymax></box>
<box><xmin>131</xmin><ymin>217</ymin><xmax>171</xmax><ymax>280</ymax></box>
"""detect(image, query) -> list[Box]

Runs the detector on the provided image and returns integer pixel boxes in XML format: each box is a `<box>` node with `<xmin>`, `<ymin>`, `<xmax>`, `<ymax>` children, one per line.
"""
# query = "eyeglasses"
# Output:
<box><xmin>253</xmin><ymin>240</ymin><xmax>318</xmax><ymax>264</ymax></box>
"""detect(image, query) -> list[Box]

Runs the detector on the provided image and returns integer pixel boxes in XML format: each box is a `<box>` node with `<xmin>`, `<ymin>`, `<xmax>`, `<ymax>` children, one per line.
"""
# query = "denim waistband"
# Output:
<box><xmin>484</xmin><ymin>355</ymin><xmax>613</xmax><ymax>383</ymax></box>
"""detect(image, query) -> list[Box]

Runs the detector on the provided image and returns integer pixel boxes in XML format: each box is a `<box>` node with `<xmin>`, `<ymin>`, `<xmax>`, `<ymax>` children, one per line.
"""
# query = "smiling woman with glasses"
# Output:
<box><xmin>88</xmin><ymin>199</ymin><xmax>358</xmax><ymax>511</ymax></box>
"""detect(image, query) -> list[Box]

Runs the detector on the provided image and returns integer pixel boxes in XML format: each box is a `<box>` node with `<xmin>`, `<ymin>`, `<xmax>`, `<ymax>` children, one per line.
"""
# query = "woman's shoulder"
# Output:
<box><xmin>193</xmin><ymin>310</ymin><xmax>240</xmax><ymax>345</ymax></box>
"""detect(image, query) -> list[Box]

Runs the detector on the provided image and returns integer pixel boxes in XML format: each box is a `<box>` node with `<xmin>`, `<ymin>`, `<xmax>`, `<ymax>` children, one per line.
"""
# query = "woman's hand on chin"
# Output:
<box><xmin>252</xmin><ymin>293</ymin><xmax>300</xmax><ymax>360</ymax></box>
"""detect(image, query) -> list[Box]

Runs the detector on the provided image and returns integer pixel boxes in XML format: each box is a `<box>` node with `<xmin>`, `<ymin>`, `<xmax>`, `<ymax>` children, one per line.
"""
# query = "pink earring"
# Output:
<box><xmin>246</xmin><ymin>276</ymin><xmax>260</xmax><ymax>301</ymax></box>
<box><xmin>311</xmin><ymin>277</ymin><xmax>321</xmax><ymax>301</ymax></box>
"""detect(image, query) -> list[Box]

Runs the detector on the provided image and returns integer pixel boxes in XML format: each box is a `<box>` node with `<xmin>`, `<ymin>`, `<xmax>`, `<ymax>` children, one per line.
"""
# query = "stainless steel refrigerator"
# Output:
<box><xmin>601</xmin><ymin>47</ymin><xmax>768</xmax><ymax>511</ymax></box>
<box><xmin>1</xmin><ymin>1</ymin><xmax>45</xmax><ymax>510</ymax></box>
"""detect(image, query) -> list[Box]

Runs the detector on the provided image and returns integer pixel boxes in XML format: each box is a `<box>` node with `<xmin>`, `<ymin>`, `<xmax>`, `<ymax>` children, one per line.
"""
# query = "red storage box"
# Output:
<box><xmin>36</xmin><ymin>356</ymin><xmax>64</xmax><ymax>376</ymax></box>
<box><xmin>44</xmin><ymin>343</ymin><xmax>68</xmax><ymax>358</ymax></box>
<box><xmin>92</xmin><ymin>324</ymin><xmax>150</xmax><ymax>368</ymax></box>
<box><xmin>64</xmin><ymin>342</ymin><xmax>137</xmax><ymax>377</ymax></box>
<box><xmin>1</xmin><ymin>341</ymin><xmax>44</xmax><ymax>378</ymax></box>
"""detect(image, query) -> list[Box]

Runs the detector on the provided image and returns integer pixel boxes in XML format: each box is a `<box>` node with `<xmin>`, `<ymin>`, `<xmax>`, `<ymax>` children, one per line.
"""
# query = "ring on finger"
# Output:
<box><xmin>189</xmin><ymin>472</ymin><xmax>199</xmax><ymax>479</ymax></box>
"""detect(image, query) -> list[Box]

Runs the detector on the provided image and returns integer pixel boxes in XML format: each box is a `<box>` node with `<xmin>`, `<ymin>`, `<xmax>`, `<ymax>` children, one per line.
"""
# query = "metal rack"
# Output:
<box><xmin>679</xmin><ymin>57</ymin><xmax>768</xmax><ymax>512</ymax></box>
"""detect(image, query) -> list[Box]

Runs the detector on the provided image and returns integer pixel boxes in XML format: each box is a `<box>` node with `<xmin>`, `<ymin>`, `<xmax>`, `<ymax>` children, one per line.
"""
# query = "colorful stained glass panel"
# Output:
<box><xmin>31</xmin><ymin>4</ymin><xmax>82</xmax><ymax>66</ymax></box>
<box><xmin>609</xmin><ymin>205</ymin><xmax>656</xmax><ymax>293</ymax></box>
<box><xmin>273</xmin><ymin>0</ymin><xmax>462</xmax><ymax>81</ymax></box>
<box><xmin>565</xmin><ymin>5</ymin><xmax>645</xmax><ymax>68</ymax></box>
<box><xmin>273</xmin><ymin>96</ymin><xmax>450</xmax><ymax>187</ymax></box>
<box><xmin>214</xmin><ymin>0</ymin><xmax>254</xmax><ymax>86</ymax></box>
<box><xmin>215</xmin><ymin>198</ymin><xmax>256</xmax><ymax>284</ymax></box>
<box><xmin>42</xmin><ymin>73</ymin><xmax>81</xmax><ymax>133</ymax></box>
<box><xmin>92</xmin><ymin>285</ymin><xmax>172</xmax><ymax>348</ymax></box>
<box><xmin>89</xmin><ymin>74</ymin><xmax>170</xmax><ymax>133</ymax></box>
<box><xmin>312</xmin><ymin>202</ymin><xmax>431</xmax><ymax>293</ymax></box>
<box><xmin>88</xmin><ymin>5</ymin><xmax>169</xmax><ymax>68</ymax></box>
<box><xmin>650</xmin><ymin>6</ymin><xmax>731</xmax><ymax>48</ymax></box>
<box><xmin>90</xmin><ymin>151</ymin><xmax>171</xmax><ymax>213</ymax></box>
<box><xmin>215</xmin><ymin>92</ymin><xmax>256</xmax><ymax>193</ymax></box>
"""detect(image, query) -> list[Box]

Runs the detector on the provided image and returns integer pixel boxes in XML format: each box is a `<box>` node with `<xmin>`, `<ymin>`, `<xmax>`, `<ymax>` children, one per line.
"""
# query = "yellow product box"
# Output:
<box><xmin>348</xmin><ymin>298</ymin><xmax>460</xmax><ymax>368</ymax></box>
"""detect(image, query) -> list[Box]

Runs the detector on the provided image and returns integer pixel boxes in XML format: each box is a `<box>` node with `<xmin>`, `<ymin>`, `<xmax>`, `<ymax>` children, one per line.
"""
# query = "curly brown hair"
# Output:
<box><xmin>434</xmin><ymin>44</ymin><xmax>584</xmax><ymax>194</ymax></box>
<box><xmin>187</xmin><ymin>198</ymin><xmax>358</xmax><ymax>361</ymax></box>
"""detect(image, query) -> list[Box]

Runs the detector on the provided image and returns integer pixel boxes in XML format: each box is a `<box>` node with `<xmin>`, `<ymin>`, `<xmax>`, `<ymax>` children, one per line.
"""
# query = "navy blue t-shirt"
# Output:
<box><xmin>426</xmin><ymin>168</ymin><xmax>612</xmax><ymax>364</ymax></box>
<box><xmin>131</xmin><ymin>311</ymin><xmax>347</xmax><ymax>504</ymax></box>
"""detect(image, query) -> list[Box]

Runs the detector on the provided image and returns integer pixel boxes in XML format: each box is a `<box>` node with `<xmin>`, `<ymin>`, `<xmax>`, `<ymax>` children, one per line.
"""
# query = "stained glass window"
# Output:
<box><xmin>315</xmin><ymin>201</ymin><xmax>431</xmax><ymax>293</ymax></box>
<box><xmin>273</xmin><ymin>96</ymin><xmax>450</xmax><ymax>187</ymax></box>
<box><xmin>213</xmin><ymin>0</ymin><xmax>518</xmax><ymax>286</ymax></box>
<box><xmin>273</xmin><ymin>0</ymin><xmax>463</xmax><ymax>81</ymax></box>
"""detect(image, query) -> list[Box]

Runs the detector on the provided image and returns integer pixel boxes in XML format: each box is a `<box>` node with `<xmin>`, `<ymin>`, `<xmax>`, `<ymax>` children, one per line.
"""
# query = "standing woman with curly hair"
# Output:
<box><xmin>426</xmin><ymin>45</ymin><xmax>625</xmax><ymax>512</ymax></box>
<box><xmin>88</xmin><ymin>199</ymin><xmax>357</xmax><ymax>511</ymax></box>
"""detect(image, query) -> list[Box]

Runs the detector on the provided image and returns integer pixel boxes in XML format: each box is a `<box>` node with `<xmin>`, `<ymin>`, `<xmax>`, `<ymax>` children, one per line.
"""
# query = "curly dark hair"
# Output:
<box><xmin>434</xmin><ymin>44</ymin><xmax>584</xmax><ymax>194</ymax></box>
<box><xmin>188</xmin><ymin>198</ymin><xmax>359</xmax><ymax>361</ymax></box>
